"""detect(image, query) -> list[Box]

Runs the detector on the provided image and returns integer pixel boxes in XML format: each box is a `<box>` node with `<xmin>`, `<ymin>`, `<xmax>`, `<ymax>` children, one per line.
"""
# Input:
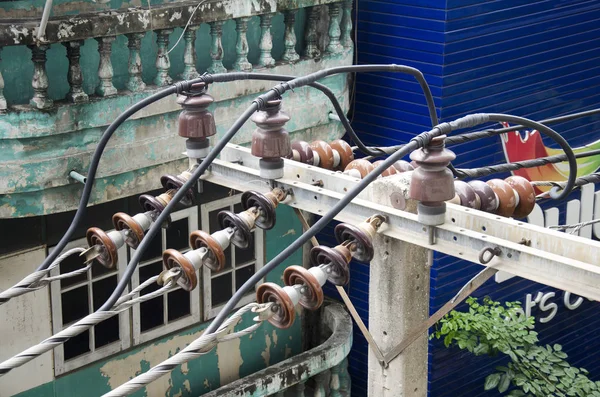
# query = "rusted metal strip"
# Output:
<box><xmin>383</xmin><ymin>267</ymin><xmax>497</xmax><ymax>366</ymax></box>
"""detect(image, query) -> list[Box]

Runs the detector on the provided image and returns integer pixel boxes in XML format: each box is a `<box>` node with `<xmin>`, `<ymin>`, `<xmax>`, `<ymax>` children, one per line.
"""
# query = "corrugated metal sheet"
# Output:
<box><xmin>340</xmin><ymin>1</ymin><xmax>600</xmax><ymax>396</ymax></box>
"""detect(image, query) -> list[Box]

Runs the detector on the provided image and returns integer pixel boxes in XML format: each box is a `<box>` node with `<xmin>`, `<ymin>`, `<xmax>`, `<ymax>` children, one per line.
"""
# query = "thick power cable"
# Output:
<box><xmin>99</xmin><ymin>65</ymin><xmax>434</xmax><ymax>314</ymax></box>
<box><xmin>0</xmin><ymin>274</ymin><xmax>178</xmax><ymax>375</ymax></box>
<box><xmin>102</xmin><ymin>302</ymin><xmax>265</xmax><ymax>397</ymax></box>
<box><xmin>455</xmin><ymin>149</ymin><xmax>600</xmax><ymax>179</ymax></box>
<box><xmin>25</xmin><ymin>73</ymin><xmax>353</xmax><ymax>285</ymax></box>
<box><xmin>0</xmin><ymin>248</ymin><xmax>87</xmax><ymax>304</ymax></box>
<box><xmin>484</xmin><ymin>114</ymin><xmax>576</xmax><ymax>200</ymax></box>
<box><xmin>203</xmin><ymin>113</ymin><xmax>490</xmax><ymax>336</ymax></box>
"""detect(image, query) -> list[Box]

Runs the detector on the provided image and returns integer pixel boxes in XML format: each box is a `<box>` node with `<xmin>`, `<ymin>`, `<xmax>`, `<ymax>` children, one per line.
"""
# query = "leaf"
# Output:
<box><xmin>499</xmin><ymin>373</ymin><xmax>511</xmax><ymax>393</ymax></box>
<box><xmin>485</xmin><ymin>373</ymin><xmax>502</xmax><ymax>390</ymax></box>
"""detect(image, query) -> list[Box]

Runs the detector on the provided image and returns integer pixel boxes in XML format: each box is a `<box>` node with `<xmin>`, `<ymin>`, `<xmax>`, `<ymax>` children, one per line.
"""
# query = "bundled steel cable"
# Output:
<box><xmin>455</xmin><ymin>149</ymin><xmax>600</xmax><ymax>179</ymax></box>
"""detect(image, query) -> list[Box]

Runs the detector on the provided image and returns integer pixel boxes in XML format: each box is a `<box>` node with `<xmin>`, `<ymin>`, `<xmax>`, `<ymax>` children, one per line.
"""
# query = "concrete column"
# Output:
<box><xmin>365</xmin><ymin>173</ymin><xmax>430</xmax><ymax>397</ymax></box>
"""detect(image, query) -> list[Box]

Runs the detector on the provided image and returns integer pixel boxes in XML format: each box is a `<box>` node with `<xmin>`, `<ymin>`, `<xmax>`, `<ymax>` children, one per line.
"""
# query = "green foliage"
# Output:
<box><xmin>431</xmin><ymin>297</ymin><xmax>600</xmax><ymax>397</ymax></box>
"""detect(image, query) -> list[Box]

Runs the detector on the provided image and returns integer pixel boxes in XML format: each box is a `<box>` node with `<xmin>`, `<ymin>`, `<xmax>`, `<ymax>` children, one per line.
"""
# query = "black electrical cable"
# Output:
<box><xmin>203</xmin><ymin>113</ymin><xmax>491</xmax><ymax>335</ymax></box>
<box><xmin>484</xmin><ymin>114</ymin><xmax>576</xmax><ymax>200</ymax></box>
<box><xmin>31</xmin><ymin>73</ymin><xmax>356</xmax><ymax>277</ymax></box>
<box><xmin>374</xmin><ymin>107</ymin><xmax>600</xmax><ymax>156</ymax></box>
<box><xmin>98</xmin><ymin>64</ymin><xmax>420</xmax><ymax>313</ymax></box>
<box><xmin>456</xmin><ymin>148</ymin><xmax>600</xmax><ymax>179</ymax></box>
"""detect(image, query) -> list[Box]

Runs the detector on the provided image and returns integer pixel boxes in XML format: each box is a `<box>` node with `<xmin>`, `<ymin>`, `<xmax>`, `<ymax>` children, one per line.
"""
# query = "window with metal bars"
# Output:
<box><xmin>201</xmin><ymin>194</ymin><xmax>265</xmax><ymax>321</ymax></box>
<box><xmin>49</xmin><ymin>238</ymin><xmax>131</xmax><ymax>375</ymax></box>
<box><xmin>130</xmin><ymin>206</ymin><xmax>200</xmax><ymax>345</ymax></box>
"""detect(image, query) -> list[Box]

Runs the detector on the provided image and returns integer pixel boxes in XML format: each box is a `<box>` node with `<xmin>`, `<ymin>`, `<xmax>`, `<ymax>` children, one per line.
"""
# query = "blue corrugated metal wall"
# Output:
<box><xmin>340</xmin><ymin>1</ymin><xmax>600</xmax><ymax>396</ymax></box>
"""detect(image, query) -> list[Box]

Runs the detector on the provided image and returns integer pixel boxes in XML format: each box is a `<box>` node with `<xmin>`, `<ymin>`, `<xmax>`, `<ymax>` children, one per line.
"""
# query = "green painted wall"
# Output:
<box><xmin>14</xmin><ymin>204</ymin><xmax>304</xmax><ymax>397</ymax></box>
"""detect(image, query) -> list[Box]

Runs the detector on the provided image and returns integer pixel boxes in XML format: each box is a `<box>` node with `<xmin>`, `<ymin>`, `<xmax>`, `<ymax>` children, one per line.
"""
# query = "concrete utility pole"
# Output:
<box><xmin>366</xmin><ymin>175</ymin><xmax>430</xmax><ymax>397</ymax></box>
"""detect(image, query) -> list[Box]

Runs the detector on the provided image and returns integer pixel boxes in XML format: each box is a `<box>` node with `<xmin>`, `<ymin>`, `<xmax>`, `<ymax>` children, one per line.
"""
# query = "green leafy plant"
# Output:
<box><xmin>431</xmin><ymin>297</ymin><xmax>600</xmax><ymax>396</ymax></box>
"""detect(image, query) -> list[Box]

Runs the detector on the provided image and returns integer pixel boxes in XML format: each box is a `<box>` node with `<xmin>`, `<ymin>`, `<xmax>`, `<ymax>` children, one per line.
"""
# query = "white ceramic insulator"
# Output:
<box><xmin>283</xmin><ymin>285</ymin><xmax>300</xmax><ymax>306</ymax></box>
<box><xmin>312</xmin><ymin>151</ymin><xmax>321</xmax><ymax>167</ymax></box>
<box><xmin>345</xmin><ymin>169</ymin><xmax>362</xmax><ymax>179</ymax></box>
<box><xmin>184</xmin><ymin>248</ymin><xmax>207</xmax><ymax>271</ymax></box>
<box><xmin>108</xmin><ymin>230</ymin><xmax>125</xmax><ymax>248</ymax></box>
<box><xmin>212</xmin><ymin>229</ymin><xmax>232</xmax><ymax>250</ymax></box>
<box><xmin>308</xmin><ymin>266</ymin><xmax>328</xmax><ymax>287</ymax></box>
<box><xmin>492</xmin><ymin>191</ymin><xmax>500</xmax><ymax>211</ymax></box>
<box><xmin>187</xmin><ymin>146</ymin><xmax>210</xmax><ymax>160</ymax></box>
<box><xmin>332</xmin><ymin>149</ymin><xmax>341</xmax><ymax>168</ymax></box>
<box><xmin>133</xmin><ymin>212</ymin><xmax>152</xmax><ymax>231</ymax></box>
<box><xmin>292</xmin><ymin>149</ymin><xmax>301</xmax><ymax>162</ymax></box>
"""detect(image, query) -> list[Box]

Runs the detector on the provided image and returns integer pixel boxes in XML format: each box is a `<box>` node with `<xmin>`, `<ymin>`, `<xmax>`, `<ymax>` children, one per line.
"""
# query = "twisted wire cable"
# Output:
<box><xmin>102</xmin><ymin>302</ymin><xmax>264</xmax><ymax>397</ymax></box>
<box><xmin>0</xmin><ymin>275</ymin><xmax>177</xmax><ymax>375</ymax></box>
<box><xmin>454</xmin><ymin>149</ymin><xmax>600</xmax><ymax>179</ymax></box>
<box><xmin>550</xmin><ymin>218</ymin><xmax>600</xmax><ymax>234</ymax></box>
<box><xmin>0</xmin><ymin>248</ymin><xmax>87</xmax><ymax>305</ymax></box>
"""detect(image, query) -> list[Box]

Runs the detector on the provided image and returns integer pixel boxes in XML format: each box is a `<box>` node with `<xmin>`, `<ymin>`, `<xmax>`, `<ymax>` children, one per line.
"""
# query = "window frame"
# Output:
<box><xmin>130</xmin><ymin>206</ymin><xmax>201</xmax><ymax>345</ymax></box>
<box><xmin>201</xmin><ymin>194</ymin><xmax>265</xmax><ymax>321</ymax></box>
<box><xmin>49</xmin><ymin>237</ymin><xmax>131</xmax><ymax>375</ymax></box>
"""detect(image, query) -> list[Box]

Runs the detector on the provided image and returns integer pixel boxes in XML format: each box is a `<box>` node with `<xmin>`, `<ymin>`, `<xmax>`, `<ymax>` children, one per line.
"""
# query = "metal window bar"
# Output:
<box><xmin>49</xmin><ymin>237</ymin><xmax>131</xmax><ymax>375</ymax></box>
<box><xmin>202</xmin><ymin>194</ymin><xmax>265</xmax><ymax>321</ymax></box>
<box><xmin>131</xmin><ymin>206</ymin><xmax>200</xmax><ymax>345</ymax></box>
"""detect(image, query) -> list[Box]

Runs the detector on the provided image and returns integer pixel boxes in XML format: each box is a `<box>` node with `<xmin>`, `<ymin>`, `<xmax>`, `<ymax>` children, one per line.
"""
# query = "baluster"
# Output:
<box><xmin>294</xmin><ymin>380</ymin><xmax>306</xmax><ymax>397</ymax></box>
<box><xmin>329</xmin><ymin>364</ymin><xmax>342</xmax><ymax>397</ymax></box>
<box><xmin>126</xmin><ymin>33</ymin><xmax>146</xmax><ymax>92</ymax></box>
<box><xmin>64</xmin><ymin>40</ymin><xmax>88</xmax><ymax>103</ymax></box>
<box><xmin>234</xmin><ymin>17</ymin><xmax>252</xmax><ymax>71</ymax></box>
<box><xmin>96</xmin><ymin>36</ymin><xmax>117</xmax><ymax>97</ymax></box>
<box><xmin>303</xmin><ymin>6</ymin><xmax>321</xmax><ymax>58</ymax></box>
<box><xmin>0</xmin><ymin>48</ymin><xmax>6</xmax><ymax>113</ymax></box>
<box><xmin>282</xmin><ymin>10</ymin><xmax>300</xmax><ymax>62</ymax></box>
<box><xmin>340</xmin><ymin>1</ymin><xmax>353</xmax><ymax>50</ymax></box>
<box><xmin>182</xmin><ymin>25</ymin><xmax>200</xmax><ymax>80</ymax></box>
<box><xmin>339</xmin><ymin>357</ymin><xmax>351</xmax><ymax>396</ymax></box>
<box><xmin>155</xmin><ymin>29</ymin><xmax>173</xmax><ymax>86</ymax></box>
<box><xmin>258</xmin><ymin>13</ymin><xmax>275</xmax><ymax>67</ymax></box>
<box><xmin>208</xmin><ymin>21</ymin><xmax>227</xmax><ymax>74</ymax></box>
<box><xmin>313</xmin><ymin>371</ymin><xmax>327</xmax><ymax>397</ymax></box>
<box><xmin>326</xmin><ymin>3</ymin><xmax>343</xmax><ymax>55</ymax></box>
<box><xmin>28</xmin><ymin>44</ymin><xmax>53</xmax><ymax>110</ymax></box>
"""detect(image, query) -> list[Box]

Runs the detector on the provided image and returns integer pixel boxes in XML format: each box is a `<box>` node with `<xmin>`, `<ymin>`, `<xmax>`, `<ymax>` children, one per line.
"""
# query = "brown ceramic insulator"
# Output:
<box><xmin>189</xmin><ymin>230</ymin><xmax>226</xmax><ymax>272</ymax></box>
<box><xmin>283</xmin><ymin>266</ymin><xmax>324</xmax><ymax>311</ymax></box>
<box><xmin>330</xmin><ymin>139</ymin><xmax>354</xmax><ymax>170</ymax></box>
<box><xmin>309</xmin><ymin>245</ymin><xmax>351</xmax><ymax>286</ymax></box>
<box><xmin>162</xmin><ymin>249</ymin><xmax>198</xmax><ymax>291</ymax></box>
<box><xmin>256</xmin><ymin>282</ymin><xmax>296</xmax><ymax>329</ymax></box>
<box><xmin>86</xmin><ymin>227</ymin><xmax>118</xmax><ymax>269</ymax></box>
<box><xmin>409</xmin><ymin>136</ymin><xmax>456</xmax><ymax>204</ymax></box>
<box><xmin>177</xmin><ymin>84</ymin><xmax>216</xmax><ymax>139</ymax></box>
<box><xmin>344</xmin><ymin>159</ymin><xmax>375</xmax><ymax>179</ymax></box>
<box><xmin>160</xmin><ymin>174</ymin><xmax>194</xmax><ymax>206</ymax></box>
<box><xmin>506</xmin><ymin>176</ymin><xmax>536</xmax><ymax>218</ymax></box>
<box><xmin>487</xmin><ymin>179</ymin><xmax>517</xmax><ymax>217</ymax></box>
<box><xmin>241</xmin><ymin>190</ymin><xmax>278</xmax><ymax>230</ymax></box>
<box><xmin>217</xmin><ymin>210</ymin><xmax>254</xmax><ymax>249</ymax></box>
<box><xmin>468</xmin><ymin>180</ymin><xmax>498</xmax><ymax>213</ymax></box>
<box><xmin>310</xmin><ymin>140</ymin><xmax>335</xmax><ymax>170</ymax></box>
<box><xmin>372</xmin><ymin>160</ymin><xmax>399</xmax><ymax>177</ymax></box>
<box><xmin>112</xmin><ymin>212</ymin><xmax>145</xmax><ymax>249</ymax></box>
<box><xmin>251</xmin><ymin>99</ymin><xmax>292</xmax><ymax>160</ymax></box>
<box><xmin>453</xmin><ymin>180</ymin><xmax>481</xmax><ymax>209</ymax></box>
<box><xmin>288</xmin><ymin>141</ymin><xmax>315</xmax><ymax>165</ymax></box>
<box><xmin>393</xmin><ymin>160</ymin><xmax>414</xmax><ymax>173</ymax></box>
<box><xmin>334</xmin><ymin>223</ymin><xmax>375</xmax><ymax>262</ymax></box>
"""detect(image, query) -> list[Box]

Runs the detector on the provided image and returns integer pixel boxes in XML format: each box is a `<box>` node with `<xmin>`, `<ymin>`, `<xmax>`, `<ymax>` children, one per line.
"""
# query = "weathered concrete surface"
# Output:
<box><xmin>0</xmin><ymin>247</ymin><xmax>54</xmax><ymax>397</ymax></box>
<box><xmin>366</xmin><ymin>174</ymin><xmax>430</xmax><ymax>397</ymax></box>
<box><xmin>0</xmin><ymin>0</ymin><xmax>342</xmax><ymax>45</ymax></box>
